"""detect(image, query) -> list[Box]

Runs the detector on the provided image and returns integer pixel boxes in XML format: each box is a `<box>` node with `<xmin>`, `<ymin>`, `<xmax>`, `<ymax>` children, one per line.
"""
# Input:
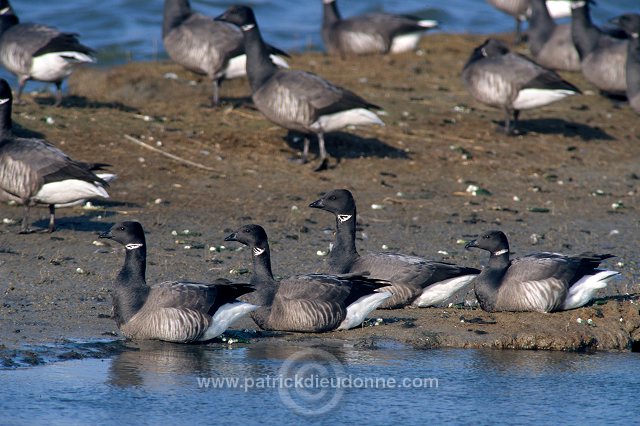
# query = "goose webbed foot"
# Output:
<box><xmin>313</xmin><ymin>157</ymin><xmax>329</xmax><ymax>172</ymax></box>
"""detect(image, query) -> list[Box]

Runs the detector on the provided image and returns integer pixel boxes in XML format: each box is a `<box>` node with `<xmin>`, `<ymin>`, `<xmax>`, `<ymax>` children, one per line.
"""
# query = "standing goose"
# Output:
<box><xmin>309</xmin><ymin>189</ymin><xmax>480</xmax><ymax>309</ymax></box>
<box><xmin>0</xmin><ymin>0</ymin><xmax>95</xmax><ymax>106</ymax></box>
<box><xmin>100</xmin><ymin>221</ymin><xmax>258</xmax><ymax>343</ymax></box>
<box><xmin>215</xmin><ymin>5</ymin><xmax>384</xmax><ymax>171</ymax></box>
<box><xmin>0</xmin><ymin>78</ymin><xmax>111</xmax><ymax>233</ymax></box>
<box><xmin>610</xmin><ymin>14</ymin><xmax>640</xmax><ymax>114</ymax></box>
<box><xmin>462</xmin><ymin>38</ymin><xmax>581</xmax><ymax>134</ymax></box>
<box><xmin>487</xmin><ymin>0</ymin><xmax>572</xmax><ymax>43</ymax></box>
<box><xmin>321</xmin><ymin>0</ymin><xmax>438</xmax><ymax>57</ymax></box>
<box><xmin>528</xmin><ymin>0</ymin><xmax>580</xmax><ymax>72</ymax></box>
<box><xmin>163</xmin><ymin>0</ymin><xmax>289</xmax><ymax>106</ymax></box>
<box><xmin>465</xmin><ymin>230</ymin><xmax>619</xmax><ymax>313</ymax></box>
<box><xmin>571</xmin><ymin>0</ymin><xmax>627</xmax><ymax>96</ymax></box>
<box><xmin>224</xmin><ymin>224</ymin><xmax>391</xmax><ymax>332</ymax></box>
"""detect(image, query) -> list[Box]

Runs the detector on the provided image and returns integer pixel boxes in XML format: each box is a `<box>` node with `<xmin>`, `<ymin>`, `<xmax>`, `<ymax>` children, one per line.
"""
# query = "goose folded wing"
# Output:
<box><xmin>355</xmin><ymin>253</ymin><xmax>435</xmax><ymax>285</ymax></box>
<box><xmin>146</xmin><ymin>281</ymin><xmax>219</xmax><ymax>313</ymax></box>
<box><xmin>185</xmin><ymin>15</ymin><xmax>244</xmax><ymax>58</ymax></box>
<box><xmin>33</xmin><ymin>31</ymin><xmax>94</xmax><ymax>57</ymax></box>
<box><xmin>1</xmin><ymin>23</ymin><xmax>61</xmax><ymax>61</ymax></box>
<box><xmin>275</xmin><ymin>71</ymin><xmax>379</xmax><ymax>116</ymax></box>
<box><xmin>360</xmin><ymin>13</ymin><xmax>427</xmax><ymax>34</ymax></box>
<box><xmin>506</xmin><ymin>253</ymin><xmax>581</xmax><ymax>286</ymax></box>
<box><xmin>278</xmin><ymin>274</ymin><xmax>352</xmax><ymax>302</ymax></box>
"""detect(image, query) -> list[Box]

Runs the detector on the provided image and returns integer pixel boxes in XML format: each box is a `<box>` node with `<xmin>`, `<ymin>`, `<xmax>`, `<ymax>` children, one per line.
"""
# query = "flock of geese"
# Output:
<box><xmin>98</xmin><ymin>187</ymin><xmax>619</xmax><ymax>343</ymax></box>
<box><xmin>0</xmin><ymin>0</ymin><xmax>632</xmax><ymax>343</ymax></box>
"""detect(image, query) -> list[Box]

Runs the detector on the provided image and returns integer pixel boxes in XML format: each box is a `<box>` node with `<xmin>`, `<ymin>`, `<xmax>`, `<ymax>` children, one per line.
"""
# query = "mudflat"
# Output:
<box><xmin>1</xmin><ymin>34</ymin><xmax>638</xmax><ymax>363</ymax></box>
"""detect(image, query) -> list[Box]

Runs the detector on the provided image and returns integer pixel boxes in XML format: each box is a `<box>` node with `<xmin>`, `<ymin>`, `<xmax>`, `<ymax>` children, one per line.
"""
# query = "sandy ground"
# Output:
<box><xmin>1</xmin><ymin>34</ymin><xmax>639</xmax><ymax>365</ymax></box>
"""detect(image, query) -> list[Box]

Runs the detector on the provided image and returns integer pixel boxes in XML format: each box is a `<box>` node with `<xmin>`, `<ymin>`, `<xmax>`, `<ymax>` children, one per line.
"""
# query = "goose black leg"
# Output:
<box><xmin>18</xmin><ymin>205</ymin><xmax>32</xmax><ymax>234</ymax></box>
<box><xmin>47</xmin><ymin>204</ymin><xmax>56</xmax><ymax>233</ymax></box>
<box><xmin>314</xmin><ymin>133</ymin><xmax>329</xmax><ymax>172</ymax></box>
<box><xmin>212</xmin><ymin>79</ymin><xmax>220</xmax><ymax>107</ymax></box>
<box><xmin>15</xmin><ymin>77</ymin><xmax>28</xmax><ymax>105</ymax></box>
<box><xmin>54</xmin><ymin>81</ymin><xmax>63</xmax><ymax>107</ymax></box>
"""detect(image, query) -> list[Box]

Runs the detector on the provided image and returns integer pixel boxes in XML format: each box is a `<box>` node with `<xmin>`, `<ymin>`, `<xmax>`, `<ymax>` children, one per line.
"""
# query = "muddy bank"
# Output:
<box><xmin>0</xmin><ymin>33</ymin><xmax>639</xmax><ymax>360</ymax></box>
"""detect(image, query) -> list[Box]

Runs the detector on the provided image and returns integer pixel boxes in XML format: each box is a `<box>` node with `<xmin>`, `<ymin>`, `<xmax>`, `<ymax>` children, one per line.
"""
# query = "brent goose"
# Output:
<box><xmin>100</xmin><ymin>221</ymin><xmax>258</xmax><ymax>342</ymax></box>
<box><xmin>487</xmin><ymin>0</ymin><xmax>572</xmax><ymax>43</ymax></box>
<box><xmin>224</xmin><ymin>224</ymin><xmax>391</xmax><ymax>332</ymax></box>
<box><xmin>215</xmin><ymin>5</ymin><xmax>384</xmax><ymax>171</ymax></box>
<box><xmin>0</xmin><ymin>0</ymin><xmax>95</xmax><ymax>106</ymax></box>
<box><xmin>465</xmin><ymin>230</ymin><xmax>619</xmax><ymax>312</ymax></box>
<box><xmin>610</xmin><ymin>13</ymin><xmax>640</xmax><ymax>113</ymax></box>
<box><xmin>528</xmin><ymin>0</ymin><xmax>580</xmax><ymax>72</ymax></box>
<box><xmin>309</xmin><ymin>189</ymin><xmax>480</xmax><ymax>309</ymax></box>
<box><xmin>163</xmin><ymin>0</ymin><xmax>289</xmax><ymax>106</ymax></box>
<box><xmin>571</xmin><ymin>0</ymin><xmax>628</xmax><ymax>96</ymax></box>
<box><xmin>462</xmin><ymin>38</ymin><xmax>581</xmax><ymax>134</ymax></box>
<box><xmin>0</xmin><ymin>78</ymin><xmax>110</xmax><ymax>233</ymax></box>
<box><xmin>321</xmin><ymin>0</ymin><xmax>438</xmax><ymax>57</ymax></box>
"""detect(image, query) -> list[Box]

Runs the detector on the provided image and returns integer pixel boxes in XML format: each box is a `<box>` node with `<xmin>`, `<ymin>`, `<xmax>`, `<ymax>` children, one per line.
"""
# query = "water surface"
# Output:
<box><xmin>1</xmin><ymin>341</ymin><xmax>638</xmax><ymax>424</ymax></box>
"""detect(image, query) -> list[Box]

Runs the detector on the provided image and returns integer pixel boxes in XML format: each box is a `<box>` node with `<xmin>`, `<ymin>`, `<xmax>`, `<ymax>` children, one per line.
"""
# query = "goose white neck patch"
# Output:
<box><xmin>253</xmin><ymin>247</ymin><xmax>265</xmax><ymax>256</ymax></box>
<box><xmin>493</xmin><ymin>249</ymin><xmax>508</xmax><ymax>256</ymax></box>
<box><xmin>125</xmin><ymin>243</ymin><xmax>144</xmax><ymax>250</ymax></box>
<box><xmin>241</xmin><ymin>24</ymin><xmax>255</xmax><ymax>31</ymax></box>
<box><xmin>338</xmin><ymin>214</ymin><xmax>352</xmax><ymax>223</ymax></box>
<box><xmin>0</xmin><ymin>98</ymin><xmax>9</xmax><ymax>105</ymax></box>
<box><xmin>0</xmin><ymin>7</ymin><xmax>10</xmax><ymax>15</ymax></box>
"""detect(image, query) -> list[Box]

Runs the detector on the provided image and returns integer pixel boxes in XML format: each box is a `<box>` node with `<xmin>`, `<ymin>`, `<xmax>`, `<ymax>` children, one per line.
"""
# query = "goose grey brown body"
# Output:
<box><xmin>224</xmin><ymin>224</ymin><xmax>391</xmax><ymax>332</ymax></box>
<box><xmin>462</xmin><ymin>38</ymin><xmax>580</xmax><ymax>134</ymax></box>
<box><xmin>321</xmin><ymin>0</ymin><xmax>437</xmax><ymax>57</ymax></box>
<box><xmin>0</xmin><ymin>78</ymin><xmax>110</xmax><ymax>232</ymax></box>
<box><xmin>528</xmin><ymin>0</ymin><xmax>580</xmax><ymax>71</ymax></box>
<box><xmin>571</xmin><ymin>1</ymin><xmax>627</xmax><ymax>96</ymax></box>
<box><xmin>100</xmin><ymin>221</ymin><xmax>257</xmax><ymax>342</ymax></box>
<box><xmin>215</xmin><ymin>5</ymin><xmax>383</xmax><ymax>171</ymax></box>
<box><xmin>163</xmin><ymin>0</ymin><xmax>288</xmax><ymax>106</ymax></box>
<box><xmin>0</xmin><ymin>0</ymin><xmax>95</xmax><ymax>106</ymax></box>
<box><xmin>465</xmin><ymin>230</ymin><xmax>619</xmax><ymax>313</ymax></box>
<box><xmin>610</xmin><ymin>14</ymin><xmax>640</xmax><ymax>113</ymax></box>
<box><xmin>309</xmin><ymin>189</ymin><xmax>479</xmax><ymax>309</ymax></box>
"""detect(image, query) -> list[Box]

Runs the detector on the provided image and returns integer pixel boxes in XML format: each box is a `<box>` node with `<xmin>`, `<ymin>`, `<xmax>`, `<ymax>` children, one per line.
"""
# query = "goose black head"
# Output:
<box><xmin>215</xmin><ymin>5</ymin><xmax>257</xmax><ymax>29</ymax></box>
<box><xmin>224</xmin><ymin>224</ymin><xmax>268</xmax><ymax>249</ymax></box>
<box><xmin>309</xmin><ymin>188</ymin><xmax>356</xmax><ymax>215</ymax></box>
<box><xmin>465</xmin><ymin>230</ymin><xmax>510</xmax><ymax>255</ymax></box>
<box><xmin>100</xmin><ymin>221</ymin><xmax>146</xmax><ymax>248</ymax></box>
<box><xmin>609</xmin><ymin>14</ymin><xmax>640</xmax><ymax>38</ymax></box>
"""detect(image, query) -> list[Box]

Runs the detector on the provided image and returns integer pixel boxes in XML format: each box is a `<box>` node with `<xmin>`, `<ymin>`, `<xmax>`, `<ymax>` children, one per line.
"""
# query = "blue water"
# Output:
<box><xmin>11</xmin><ymin>0</ymin><xmax>640</xmax><ymax>63</ymax></box>
<box><xmin>1</xmin><ymin>342</ymin><xmax>638</xmax><ymax>424</ymax></box>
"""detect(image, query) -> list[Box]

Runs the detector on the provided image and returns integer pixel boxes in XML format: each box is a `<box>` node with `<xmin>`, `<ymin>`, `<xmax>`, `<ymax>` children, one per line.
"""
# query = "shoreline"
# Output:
<box><xmin>1</xmin><ymin>33</ymin><xmax>639</xmax><ymax>366</ymax></box>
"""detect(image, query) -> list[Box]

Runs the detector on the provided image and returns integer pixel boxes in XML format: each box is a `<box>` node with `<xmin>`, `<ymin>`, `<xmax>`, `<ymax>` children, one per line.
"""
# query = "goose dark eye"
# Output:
<box><xmin>329</xmin><ymin>195</ymin><xmax>336</xmax><ymax>200</ymax></box>
<box><xmin>119</xmin><ymin>226</ymin><xmax>125</xmax><ymax>231</ymax></box>
<box><xmin>483</xmin><ymin>235</ymin><xmax>490</xmax><ymax>239</ymax></box>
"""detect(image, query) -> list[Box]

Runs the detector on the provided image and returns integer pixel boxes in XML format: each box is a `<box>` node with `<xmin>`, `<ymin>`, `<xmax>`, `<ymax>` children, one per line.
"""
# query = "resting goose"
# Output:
<box><xmin>321</xmin><ymin>0</ymin><xmax>438</xmax><ymax>57</ymax></box>
<box><xmin>224</xmin><ymin>224</ymin><xmax>391</xmax><ymax>332</ymax></box>
<box><xmin>0</xmin><ymin>78</ymin><xmax>110</xmax><ymax>233</ymax></box>
<box><xmin>215</xmin><ymin>5</ymin><xmax>384</xmax><ymax>171</ymax></box>
<box><xmin>487</xmin><ymin>0</ymin><xmax>572</xmax><ymax>43</ymax></box>
<box><xmin>163</xmin><ymin>0</ymin><xmax>289</xmax><ymax>106</ymax></box>
<box><xmin>309</xmin><ymin>189</ymin><xmax>480</xmax><ymax>309</ymax></box>
<box><xmin>610</xmin><ymin>13</ymin><xmax>640</xmax><ymax>113</ymax></box>
<box><xmin>465</xmin><ymin>230</ymin><xmax>619</xmax><ymax>313</ymax></box>
<box><xmin>528</xmin><ymin>0</ymin><xmax>580</xmax><ymax>72</ymax></box>
<box><xmin>0</xmin><ymin>0</ymin><xmax>95</xmax><ymax>106</ymax></box>
<box><xmin>462</xmin><ymin>38</ymin><xmax>581</xmax><ymax>134</ymax></box>
<box><xmin>571</xmin><ymin>0</ymin><xmax>627</xmax><ymax>96</ymax></box>
<box><xmin>100</xmin><ymin>221</ymin><xmax>258</xmax><ymax>343</ymax></box>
